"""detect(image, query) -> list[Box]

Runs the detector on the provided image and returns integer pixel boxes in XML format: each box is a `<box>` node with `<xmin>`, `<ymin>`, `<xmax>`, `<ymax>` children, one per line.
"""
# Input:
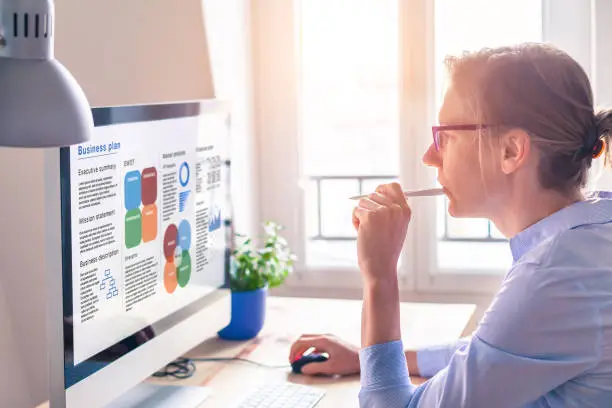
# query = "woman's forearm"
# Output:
<box><xmin>359</xmin><ymin>274</ymin><xmax>419</xmax><ymax>377</ymax></box>
<box><xmin>404</xmin><ymin>350</ymin><xmax>421</xmax><ymax>376</ymax></box>
<box><xmin>361</xmin><ymin>277</ymin><xmax>402</xmax><ymax>348</ymax></box>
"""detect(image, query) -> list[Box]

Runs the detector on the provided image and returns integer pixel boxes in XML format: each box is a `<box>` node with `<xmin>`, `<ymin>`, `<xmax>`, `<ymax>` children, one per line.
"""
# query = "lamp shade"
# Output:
<box><xmin>0</xmin><ymin>58</ymin><xmax>92</xmax><ymax>147</ymax></box>
<box><xmin>0</xmin><ymin>0</ymin><xmax>92</xmax><ymax>147</ymax></box>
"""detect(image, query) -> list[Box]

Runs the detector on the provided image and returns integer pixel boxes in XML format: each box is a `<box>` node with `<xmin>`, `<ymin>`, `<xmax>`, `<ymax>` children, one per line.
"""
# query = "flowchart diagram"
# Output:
<box><xmin>100</xmin><ymin>269</ymin><xmax>118</xmax><ymax>299</ymax></box>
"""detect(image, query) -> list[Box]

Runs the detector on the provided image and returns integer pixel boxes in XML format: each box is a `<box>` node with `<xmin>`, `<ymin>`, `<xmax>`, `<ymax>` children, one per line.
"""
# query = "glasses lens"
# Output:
<box><xmin>433</xmin><ymin>129</ymin><xmax>439</xmax><ymax>151</ymax></box>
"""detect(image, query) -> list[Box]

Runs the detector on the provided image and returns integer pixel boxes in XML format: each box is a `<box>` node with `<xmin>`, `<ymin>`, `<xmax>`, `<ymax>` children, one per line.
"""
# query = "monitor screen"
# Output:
<box><xmin>60</xmin><ymin>102</ymin><xmax>230</xmax><ymax>388</ymax></box>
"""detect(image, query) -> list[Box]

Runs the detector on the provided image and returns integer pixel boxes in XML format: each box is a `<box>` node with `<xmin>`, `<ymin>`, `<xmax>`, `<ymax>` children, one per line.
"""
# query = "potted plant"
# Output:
<box><xmin>218</xmin><ymin>221</ymin><xmax>296</xmax><ymax>340</ymax></box>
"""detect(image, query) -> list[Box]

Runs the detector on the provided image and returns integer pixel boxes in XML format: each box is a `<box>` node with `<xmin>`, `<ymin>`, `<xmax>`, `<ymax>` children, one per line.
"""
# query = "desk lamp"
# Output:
<box><xmin>0</xmin><ymin>0</ymin><xmax>92</xmax><ymax>147</ymax></box>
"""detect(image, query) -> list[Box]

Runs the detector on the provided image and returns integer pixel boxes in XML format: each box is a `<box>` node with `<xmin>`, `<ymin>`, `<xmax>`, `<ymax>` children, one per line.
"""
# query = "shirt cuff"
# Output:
<box><xmin>359</xmin><ymin>340</ymin><xmax>411</xmax><ymax>391</ymax></box>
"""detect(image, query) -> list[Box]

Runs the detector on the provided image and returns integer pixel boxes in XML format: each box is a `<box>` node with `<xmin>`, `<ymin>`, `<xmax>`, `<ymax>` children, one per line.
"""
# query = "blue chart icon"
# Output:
<box><xmin>209</xmin><ymin>207</ymin><xmax>222</xmax><ymax>232</ymax></box>
<box><xmin>100</xmin><ymin>269</ymin><xmax>118</xmax><ymax>299</ymax></box>
<box><xmin>178</xmin><ymin>161</ymin><xmax>191</xmax><ymax>212</ymax></box>
<box><xmin>179</xmin><ymin>162</ymin><xmax>190</xmax><ymax>187</ymax></box>
<box><xmin>179</xmin><ymin>190</ymin><xmax>190</xmax><ymax>213</ymax></box>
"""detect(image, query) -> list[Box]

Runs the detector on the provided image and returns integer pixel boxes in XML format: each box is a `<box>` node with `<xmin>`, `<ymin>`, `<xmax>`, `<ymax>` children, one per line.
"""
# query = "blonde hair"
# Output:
<box><xmin>444</xmin><ymin>42</ymin><xmax>612</xmax><ymax>194</ymax></box>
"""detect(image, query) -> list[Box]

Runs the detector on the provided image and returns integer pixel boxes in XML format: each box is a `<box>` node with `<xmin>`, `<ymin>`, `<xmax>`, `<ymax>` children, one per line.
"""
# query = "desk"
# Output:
<box><xmin>39</xmin><ymin>296</ymin><xmax>475</xmax><ymax>408</ymax></box>
<box><xmin>151</xmin><ymin>296</ymin><xmax>475</xmax><ymax>407</ymax></box>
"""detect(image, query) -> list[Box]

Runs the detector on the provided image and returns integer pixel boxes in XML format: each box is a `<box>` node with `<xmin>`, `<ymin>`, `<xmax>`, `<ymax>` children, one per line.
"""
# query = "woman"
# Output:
<box><xmin>290</xmin><ymin>43</ymin><xmax>612</xmax><ymax>407</ymax></box>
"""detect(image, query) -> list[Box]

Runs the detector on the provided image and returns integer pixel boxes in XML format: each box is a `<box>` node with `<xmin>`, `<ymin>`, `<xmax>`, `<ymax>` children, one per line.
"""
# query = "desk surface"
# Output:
<box><xmin>149</xmin><ymin>296</ymin><xmax>475</xmax><ymax>407</ymax></box>
<box><xmin>39</xmin><ymin>296</ymin><xmax>476</xmax><ymax>408</ymax></box>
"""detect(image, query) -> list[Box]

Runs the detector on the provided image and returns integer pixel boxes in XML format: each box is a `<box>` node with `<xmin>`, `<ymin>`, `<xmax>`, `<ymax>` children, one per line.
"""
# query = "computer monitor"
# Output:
<box><xmin>47</xmin><ymin>100</ymin><xmax>232</xmax><ymax>408</ymax></box>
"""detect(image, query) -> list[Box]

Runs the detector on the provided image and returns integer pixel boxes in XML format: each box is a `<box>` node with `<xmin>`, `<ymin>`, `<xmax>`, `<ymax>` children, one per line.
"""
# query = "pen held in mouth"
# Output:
<box><xmin>349</xmin><ymin>188</ymin><xmax>444</xmax><ymax>201</ymax></box>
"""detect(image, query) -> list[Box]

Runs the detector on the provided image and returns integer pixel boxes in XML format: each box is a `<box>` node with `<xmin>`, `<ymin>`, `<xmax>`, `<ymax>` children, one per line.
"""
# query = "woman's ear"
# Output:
<box><xmin>500</xmin><ymin>129</ymin><xmax>531</xmax><ymax>174</ymax></box>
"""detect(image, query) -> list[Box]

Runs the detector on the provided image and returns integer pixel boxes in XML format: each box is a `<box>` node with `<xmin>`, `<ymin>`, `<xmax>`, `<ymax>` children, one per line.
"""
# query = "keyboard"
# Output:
<box><xmin>236</xmin><ymin>382</ymin><xmax>325</xmax><ymax>408</ymax></box>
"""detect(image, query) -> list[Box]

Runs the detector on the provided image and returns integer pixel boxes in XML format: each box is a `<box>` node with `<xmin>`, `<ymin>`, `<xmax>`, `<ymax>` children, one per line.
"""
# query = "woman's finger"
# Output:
<box><xmin>352</xmin><ymin>207</ymin><xmax>361</xmax><ymax>230</ymax></box>
<box><xmin>301</xmin><ymin>359</ymin><xmax>335</xmax><ymax>376</ymax></box>
<box><xmin>357</xmin><ymin>197</ymin><xmax>382</xmax><ymax>211</ymax></box>
<box><xmin>352</xmin><ymin>205</ymin><xmax>372</xmax><ymax>230</ymax></box>
<box><xmin>377</xmin><ymin>183</ymin><xmax>409</xmax><ymax>209</ymax></box>
<box><xmin>367</xmin><ymin>192</ymin><xmax>394</xmax><ymax>207</ymax></box>
<box><xmin>289</xmin><ymin>336</ymin><xmax>331</xmax><ymax>362</ymax></box>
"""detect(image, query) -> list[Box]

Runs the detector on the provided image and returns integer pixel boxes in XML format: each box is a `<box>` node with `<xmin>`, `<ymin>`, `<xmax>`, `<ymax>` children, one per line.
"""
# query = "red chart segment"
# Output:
<box><xmin>163</xmin><ymin>224</ymin><xmax>178</xmax><ymax>261</ymax></box>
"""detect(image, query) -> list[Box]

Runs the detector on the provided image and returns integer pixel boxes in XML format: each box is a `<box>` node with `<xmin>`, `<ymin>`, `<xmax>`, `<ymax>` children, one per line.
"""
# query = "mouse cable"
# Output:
<box><xmin>152</xmin><ymin>357</ymin><xmax>290</xmax><ymax>380</ymax></box>
<box><xmin>188</xmin><ymin>356</ymin><xmax>291</xmax><ymax>369</ymax></box>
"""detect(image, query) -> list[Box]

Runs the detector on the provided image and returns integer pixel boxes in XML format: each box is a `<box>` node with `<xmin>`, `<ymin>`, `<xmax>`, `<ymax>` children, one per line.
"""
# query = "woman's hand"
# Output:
<box><xmin>288</xmin><ymin>334</ymin><xmax>360</xmax><ymax>376</ymax></box>
<box><xmin>352</xmin><ymin>182</ymin><xmax>412</xmax><ymax>286</ymax></box>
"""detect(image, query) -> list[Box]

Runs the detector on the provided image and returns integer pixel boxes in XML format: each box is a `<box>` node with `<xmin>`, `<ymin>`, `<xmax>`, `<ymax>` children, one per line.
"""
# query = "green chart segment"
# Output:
<box><xmin>125</xmin><ymin>209</ymin><xmax>142</xmax><ymax>249</ymax></box>
<box><xmin>177</xmin><ymin>250</ymin><xmax>191</xmax><ymax>287</ymax></box>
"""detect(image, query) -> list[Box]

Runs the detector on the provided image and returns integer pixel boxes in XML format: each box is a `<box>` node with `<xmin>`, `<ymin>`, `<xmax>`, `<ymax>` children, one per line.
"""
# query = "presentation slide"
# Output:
<box><xmin>70</xmin><ymin>114</ymin><xmax>227</xmax><ymax>365</ymax></box>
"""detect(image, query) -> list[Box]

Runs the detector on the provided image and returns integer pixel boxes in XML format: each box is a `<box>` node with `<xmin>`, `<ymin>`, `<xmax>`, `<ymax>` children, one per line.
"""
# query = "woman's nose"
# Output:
<box><xmin>422</xmin><ymin>143</ymin><xmax>441</xmax><ymax>167</ymax></box>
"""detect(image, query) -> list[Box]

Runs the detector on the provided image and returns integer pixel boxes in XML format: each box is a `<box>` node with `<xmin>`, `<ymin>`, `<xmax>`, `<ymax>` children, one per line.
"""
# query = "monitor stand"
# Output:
<box><xmin>107</xmin><ymin>383</ymin><xmax>211</xmax><ymax>408</ymax></box>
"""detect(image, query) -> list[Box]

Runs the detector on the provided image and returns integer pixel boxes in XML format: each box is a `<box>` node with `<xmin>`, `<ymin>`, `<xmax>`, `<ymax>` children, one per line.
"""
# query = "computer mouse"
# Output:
<box><xmin>291</xmin><ymin>352</ymin><xmax>329</xmax><ymax>374</ymax></box>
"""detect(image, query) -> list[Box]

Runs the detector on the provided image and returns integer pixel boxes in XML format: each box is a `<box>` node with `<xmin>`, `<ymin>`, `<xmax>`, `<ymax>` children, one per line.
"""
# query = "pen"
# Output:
<box><xmin>349</xmin><ymin>187</ymin><xmax>444</xmax><ymax>200</ymax></box>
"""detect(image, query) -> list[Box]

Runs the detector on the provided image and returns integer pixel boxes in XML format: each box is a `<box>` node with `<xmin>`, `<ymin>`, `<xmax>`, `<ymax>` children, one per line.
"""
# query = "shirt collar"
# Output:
<box><xmin>509</xmin><ymin>191</ymin><xmax>612</xmax><ymax>263</ymax></box>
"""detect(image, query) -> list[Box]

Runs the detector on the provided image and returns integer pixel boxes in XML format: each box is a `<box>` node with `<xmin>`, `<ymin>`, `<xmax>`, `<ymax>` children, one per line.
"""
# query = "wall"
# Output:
<box><xmin>0</xmin><ymin>285</ymin><xmax>32</xmax><ymax>407</ymax></box>
<box><xmin>54</xmin><ymin>0</ymin><xmax>215</xmax><ymax>107</ymax></box>
<box><xmin>203</xmin><ymin>0</ymin><xmax>259</xmax><ymax>238</ymax></box>
<box><xmin>591</xmin><ymin>0</ymin><xmax>612</xmax><ymax>190</ymax></box>
<box><xmin>0</xmin><ymin>149</ymin><xmax>54</xmax><ymax>408</ymax></box>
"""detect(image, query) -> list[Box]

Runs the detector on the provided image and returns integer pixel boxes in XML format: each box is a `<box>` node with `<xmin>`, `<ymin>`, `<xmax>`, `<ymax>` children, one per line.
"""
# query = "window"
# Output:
<box><xmin>300</xmin><ymin>0</ymin><xmax>400</xmax><ymax>267</ymax></box>
<box><xmin>300</xmin><ymin>0</ymin><xmax>541</xmax><ymax>272</ymax></box>
<box><xmin>255</xmin><ymin>0</ymin><xmax>597</xmax><ymax>293</ymax></box>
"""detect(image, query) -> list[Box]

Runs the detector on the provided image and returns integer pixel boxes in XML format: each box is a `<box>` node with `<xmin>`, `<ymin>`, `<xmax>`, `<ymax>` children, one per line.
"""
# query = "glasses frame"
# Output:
<box><xmin>431</xmin><ymin>124</ymin><xmax>491</xmax><ymax>151</ymax></box>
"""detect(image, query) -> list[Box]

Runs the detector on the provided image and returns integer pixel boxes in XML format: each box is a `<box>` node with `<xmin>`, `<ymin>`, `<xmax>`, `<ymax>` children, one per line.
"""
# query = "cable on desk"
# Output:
<box><xmin>189</xmin><ymin>357</ymin><xmax>291</xmax><ymax>369</ymax></box>
<box><xmin>152</xmin><ymin>357</ymin><xmax>196</xmax><ymax>379</ymax></box>
<box><xmin>152</xmin><ymin>357</ymin><xmax>290</xmax><ymax>380</ymax></box>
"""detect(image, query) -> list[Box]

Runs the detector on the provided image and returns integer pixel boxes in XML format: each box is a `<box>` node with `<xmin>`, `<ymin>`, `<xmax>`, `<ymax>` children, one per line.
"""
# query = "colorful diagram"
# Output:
<box><xmin>163</xmin><ymin>219</ymin><xmax>192</xmax><ymax>293</ymax></box>
<box><xmin>100</xmin><ymin>269</ymin><xmax>118</xmax><ymax>299</ymax></box>
<box><xmin>124</xmin><ymin>166</ymin><xmax>158</xmax><ymax>249</ymax></box>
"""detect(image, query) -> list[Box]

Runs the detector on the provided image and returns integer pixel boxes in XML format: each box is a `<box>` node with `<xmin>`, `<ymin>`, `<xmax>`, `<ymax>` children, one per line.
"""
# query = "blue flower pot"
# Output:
<box><xmin>217</xmin><ymin>286</ymin><xmax>267</xmax><ymax>341</ymax></box>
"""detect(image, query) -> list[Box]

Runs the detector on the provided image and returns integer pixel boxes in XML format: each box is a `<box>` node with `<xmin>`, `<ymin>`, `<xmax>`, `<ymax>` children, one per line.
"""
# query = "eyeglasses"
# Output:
<box><xmin>431</xmin><ymin>124</ymin><xmax>491</xmax><ymax>151</ymax></box>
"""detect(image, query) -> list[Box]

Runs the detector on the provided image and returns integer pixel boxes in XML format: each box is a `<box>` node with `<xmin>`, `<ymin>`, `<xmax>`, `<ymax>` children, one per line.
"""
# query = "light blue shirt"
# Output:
<box><xmin>359</xmin><ymin>191</ymin><xmax>612</xmax><ymax>407</ymax></box>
